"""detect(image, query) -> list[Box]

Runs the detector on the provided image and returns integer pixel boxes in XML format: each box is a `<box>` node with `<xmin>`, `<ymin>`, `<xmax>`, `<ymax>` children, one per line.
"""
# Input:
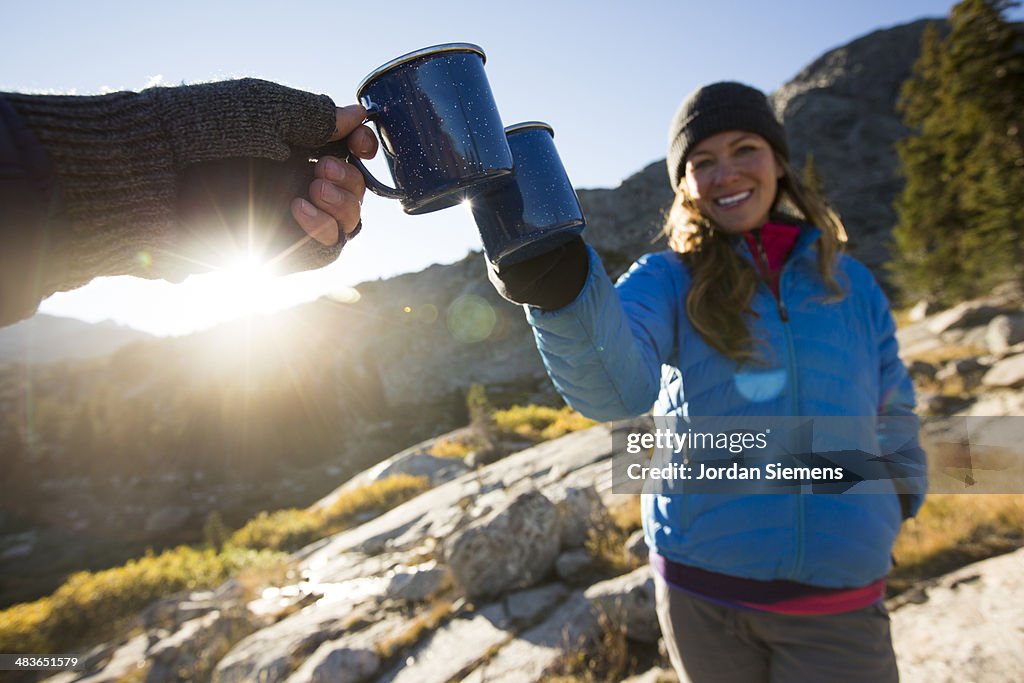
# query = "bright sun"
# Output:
<box><xmin>164</xmin><ymin>255</ymin><xmax>288</xmax><ymax>333</ymax></box>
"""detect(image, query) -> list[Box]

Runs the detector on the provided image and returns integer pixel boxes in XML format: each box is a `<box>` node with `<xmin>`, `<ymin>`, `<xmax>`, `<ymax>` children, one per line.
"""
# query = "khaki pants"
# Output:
<box><xmin>654</xmin><ymin>574</ymin><xmax>899</xmax><ymax>683</ymax></box>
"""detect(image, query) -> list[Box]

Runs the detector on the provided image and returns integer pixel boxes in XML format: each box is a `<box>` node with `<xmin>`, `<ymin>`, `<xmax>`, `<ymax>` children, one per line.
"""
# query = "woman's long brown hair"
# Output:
<box><xmin>664</xmin><ymin>154</ymin><xmax>848</xmax><ymax>364</ymax></box>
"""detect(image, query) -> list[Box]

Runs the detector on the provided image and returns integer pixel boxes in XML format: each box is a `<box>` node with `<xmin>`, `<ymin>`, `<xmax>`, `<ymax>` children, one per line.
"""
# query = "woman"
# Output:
<box><xmin>489</xmin><ymin>81</ymin><xmax>926</xmax><ymax>682</ymax></box>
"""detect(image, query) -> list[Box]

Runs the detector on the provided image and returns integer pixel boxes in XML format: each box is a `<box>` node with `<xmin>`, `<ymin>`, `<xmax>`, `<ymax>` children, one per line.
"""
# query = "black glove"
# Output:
<box><xmin>486</xmin><ymin>236</ymin><xmax>589</xmax><ymax>311</ymax></box>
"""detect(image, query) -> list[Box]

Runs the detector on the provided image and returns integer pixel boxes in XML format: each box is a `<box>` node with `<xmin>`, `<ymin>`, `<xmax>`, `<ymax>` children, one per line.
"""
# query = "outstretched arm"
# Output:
<box><xmin>0</xmin><ymin>79</ymin><xmax>377</xmax><ymax>326</ymax></box>
<box><xmin>490</xmin><ymin>242</ymin><xmax>679</xmax><ymax>421</ymax></box>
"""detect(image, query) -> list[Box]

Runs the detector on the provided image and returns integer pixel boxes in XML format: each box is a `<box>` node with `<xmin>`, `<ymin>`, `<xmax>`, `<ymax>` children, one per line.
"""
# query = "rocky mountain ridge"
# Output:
<box><xmin>0</xmin><ymin>314</ymin><xmax>153</xmax><ymax>366</ymax></box>
<box><xmin>770</xmin><ymin>18</ymin><xmax>943</xmax><ymax>272</ymax></box>
<box><xmin>35</xmin><ymin>281</ymin><xmax>1024</xmax><ymax>682</ymax></box>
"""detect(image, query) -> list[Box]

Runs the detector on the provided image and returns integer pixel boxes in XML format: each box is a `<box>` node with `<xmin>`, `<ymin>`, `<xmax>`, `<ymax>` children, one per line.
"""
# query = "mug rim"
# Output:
<box><xmin>505</xmin><ymin>121</ymin><xmax>554</xmax><ymax>137</ymax></box>
<box><xmin>357</xmin><ymin>42</ymin><xmax>487</xmax><ymax>97</ymax></box>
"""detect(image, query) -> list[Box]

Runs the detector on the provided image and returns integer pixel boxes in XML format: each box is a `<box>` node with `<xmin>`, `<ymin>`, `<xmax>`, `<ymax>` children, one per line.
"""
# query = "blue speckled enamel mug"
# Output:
<box><xmin>468</xmin><ymin>122</ymin><xmax>586</xmax><ymax>265</ymax></box>
<box><xmin>349</xmin><ymin>43</ymin><xmax>513</xmax><ymax>215</ymax></box>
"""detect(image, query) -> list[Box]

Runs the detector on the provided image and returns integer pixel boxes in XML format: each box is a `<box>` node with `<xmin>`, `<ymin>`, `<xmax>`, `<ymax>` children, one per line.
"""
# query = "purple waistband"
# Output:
<box><xmin>650</xmin><ymin>551</ymin><xmax>874</xmax><ymax>604</ymax></box>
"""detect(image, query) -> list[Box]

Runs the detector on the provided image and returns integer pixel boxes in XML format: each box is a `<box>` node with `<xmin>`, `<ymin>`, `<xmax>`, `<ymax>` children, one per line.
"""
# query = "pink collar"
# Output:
<box><xmin>744</xmin><ymin>222</ymin><xmax>801</xmax><ymax>273</ymax></box>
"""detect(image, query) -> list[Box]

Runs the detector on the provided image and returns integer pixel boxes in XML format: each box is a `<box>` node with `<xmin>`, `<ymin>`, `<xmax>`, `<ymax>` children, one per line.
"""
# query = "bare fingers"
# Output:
<box><xmin>291</xmin><ymin>197</ymin><xmax>341</xmax><ymax>246</ymax></box>
<box><xmin>346</xmin><ymin>124</ymin><xmax>378</xmax><ymax>159</ymax></box>
<box><xmin>291</xmin><ymin>156</ymin><xmax>366</xmax><ymax>245</ymax></box>
<box><xmin>329</xmin><ymin>105</ymin><xmax>379</xmax><ymax>160</ymax></box>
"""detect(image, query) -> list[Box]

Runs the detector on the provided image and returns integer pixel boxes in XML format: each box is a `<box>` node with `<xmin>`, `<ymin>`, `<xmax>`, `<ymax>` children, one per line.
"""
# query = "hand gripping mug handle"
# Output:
<box><xmin>316</xmin><ymin>103</ymin><xmax>404</xmax><ymax>201</ymax></box>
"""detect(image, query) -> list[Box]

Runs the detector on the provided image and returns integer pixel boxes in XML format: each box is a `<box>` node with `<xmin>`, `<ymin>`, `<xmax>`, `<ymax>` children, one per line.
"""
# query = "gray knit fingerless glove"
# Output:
<box><xmin>5</xmin><ymin>79</ymin><xmax>339</xmax><ymax>290</ymax></box>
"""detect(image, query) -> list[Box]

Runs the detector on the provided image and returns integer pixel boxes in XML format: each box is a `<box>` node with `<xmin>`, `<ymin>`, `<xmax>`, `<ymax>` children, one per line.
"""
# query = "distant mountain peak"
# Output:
<box><xmin>0</xmin><ymin>314</ymin><xmax>154</xmax><ymax>365</ymax></box>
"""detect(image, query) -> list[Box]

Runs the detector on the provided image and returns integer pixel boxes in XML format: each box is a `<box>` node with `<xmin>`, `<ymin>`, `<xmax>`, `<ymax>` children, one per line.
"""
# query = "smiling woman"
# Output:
<box><xmin>486</xmin><ymin>80</ymin><xmax>920</xmax><ymax>683</ymax></box>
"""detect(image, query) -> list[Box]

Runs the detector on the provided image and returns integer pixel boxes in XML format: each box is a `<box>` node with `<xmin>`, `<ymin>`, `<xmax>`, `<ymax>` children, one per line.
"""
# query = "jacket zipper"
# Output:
<box><xmin>751</xmin><ymin>230</ymin><xmax>789</xmax><ymax>322</ymax></box>
<box><xmin>751</xmin><ymin>230</ymin><xmax>804</xmax><ymax>579</ymax></box>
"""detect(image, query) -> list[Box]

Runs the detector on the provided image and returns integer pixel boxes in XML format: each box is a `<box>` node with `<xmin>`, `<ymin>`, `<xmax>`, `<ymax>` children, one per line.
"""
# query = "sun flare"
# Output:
<box><xmin>159</xmin><ymin>255</ymin><xmax>291</xmax><ymax>334</ymax></box>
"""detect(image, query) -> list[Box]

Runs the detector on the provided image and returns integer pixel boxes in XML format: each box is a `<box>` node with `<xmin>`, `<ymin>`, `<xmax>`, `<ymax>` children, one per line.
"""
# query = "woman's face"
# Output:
<box><xmin>683</xmin><ymin>130</ymin><xmax>784</xmax><ymax>234</ymax></box>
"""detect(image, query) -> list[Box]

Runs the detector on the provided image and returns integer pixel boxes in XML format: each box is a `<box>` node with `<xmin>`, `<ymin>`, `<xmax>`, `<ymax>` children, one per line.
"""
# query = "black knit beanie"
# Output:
<box><xmin>666</xmin><ymin>81</ymin><xmax>788</xmax><ymax>189</ymax></box>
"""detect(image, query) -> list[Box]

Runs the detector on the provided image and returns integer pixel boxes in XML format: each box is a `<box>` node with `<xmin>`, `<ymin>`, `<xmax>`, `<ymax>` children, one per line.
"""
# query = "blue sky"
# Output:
<box><xmin>3</xmin><ymin>0</ymin><xmax>1008</xmax><ymax>335</ymax></box>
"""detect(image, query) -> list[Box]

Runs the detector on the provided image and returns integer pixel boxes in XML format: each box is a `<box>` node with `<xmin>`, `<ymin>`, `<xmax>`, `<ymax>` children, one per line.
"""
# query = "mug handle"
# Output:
<box><xmin>316</xmin><ymin>104</ymin><xmax>405</xmax><ymax>201</ymax></box>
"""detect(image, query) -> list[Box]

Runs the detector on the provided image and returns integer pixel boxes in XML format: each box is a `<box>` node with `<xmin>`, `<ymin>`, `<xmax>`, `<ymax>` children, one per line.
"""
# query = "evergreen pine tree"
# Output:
<box><xmin>951</xmin><ymin>0</ymin><xmax>1024</xmax><ymax>289</ymax></box>
<box><xmin>801</xmin><ymin>152</ymin><xmax>827</xmax><ymax>199</ymax></box>
<box><xmin>890</xmin><ymin>1</ymin><xmax>1024</xmax><ymax>304</ymax></box>
<box><xmin>891</xmin><ymin>23</ymin><xmax>974</xmax><ymax>303</ymax></box>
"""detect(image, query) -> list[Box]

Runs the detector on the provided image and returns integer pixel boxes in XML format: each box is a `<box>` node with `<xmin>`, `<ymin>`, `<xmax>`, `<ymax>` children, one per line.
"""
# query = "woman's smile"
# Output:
<box><xmin>684</xmin><ymin>131</ymin><xmax>783</xmax><ymax>234</ymax></box>
<box><xmin>714</xmin><ymin>189</ymin><xmax>753</xmax><ymax>208</ymax></box>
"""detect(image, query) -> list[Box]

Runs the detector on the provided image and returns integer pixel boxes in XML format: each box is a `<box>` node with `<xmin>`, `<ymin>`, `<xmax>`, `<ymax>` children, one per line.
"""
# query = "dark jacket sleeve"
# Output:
<box><xmin>0</xmin><ymin>80</ymin><xmax>343</xmax><ymax>328</ymax></box>
<box><xmin>0</xmin><ymin>95</ymin><xmax>60</xmax><ymax>326</ymax></box>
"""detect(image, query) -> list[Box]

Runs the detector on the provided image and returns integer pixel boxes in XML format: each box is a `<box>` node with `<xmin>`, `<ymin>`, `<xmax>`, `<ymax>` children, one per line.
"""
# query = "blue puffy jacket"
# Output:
<box><xmin>525</xmin><ymin>227</ymin><xmax>927</xmax><ymax>588</ymax></box>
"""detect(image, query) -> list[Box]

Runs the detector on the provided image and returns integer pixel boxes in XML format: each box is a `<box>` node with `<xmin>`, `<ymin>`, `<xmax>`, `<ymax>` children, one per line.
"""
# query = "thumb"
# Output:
<box><xmin>329</xmin><ymin>104</ymin><xmax>369</xmax><ymax>142</ymax></box>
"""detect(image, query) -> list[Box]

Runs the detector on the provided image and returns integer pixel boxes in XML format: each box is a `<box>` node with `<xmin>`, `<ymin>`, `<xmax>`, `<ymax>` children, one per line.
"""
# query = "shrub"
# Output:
<box><xmin>374</xmin><ymin>598</ymin><xmax>453</xmax><ymax>659</ymax></box>
<box><xmin>0</xmin><ymin>475</ymin><xmax>432</xmax><ymax>655</ymax></box>
<box><xmin>0</xmin><ymin>546</ymin><xmax>281</xmax><ymax>654</ymax></box>
<box><xmin>493</xmin><ymin>405</ymin><xmax>596</xmax><ymax>443</ymax></box>
<box><xmin>320</xmin><ymin>473</ymin><xmax>430</xmax><ymax>527</ymax></box>
<box><xmin>585</xmin><ymin>495</ymin><xmax>643</xmax><ymax>577</ymax></box>
<box><xmin>467</xmin><ymin>384</ymin><xmax>498</xmax><ymax>452</ymax></box>
<box><xmin>229</xmin><ymin>508</ymin><xmax>323</xmax><ymax>553</ymax></box>
<box><xmin>229</xmin><ymin>473</ymin><xmax>431</xmax><ymax>553</ymax></box>
<box><xmin>429</xmin><ymin>437</ymin><xmax>473</xmax><ymax>458</ymax></box>
<box><xmin>203</xmin><ymin>510</ymin><xmax>232</xmax><ymax>552</ymax></box>
<box><xmin>549</xmin><ymin>610</ymin><xmax>641</xmax><ymax>682</ymax></box>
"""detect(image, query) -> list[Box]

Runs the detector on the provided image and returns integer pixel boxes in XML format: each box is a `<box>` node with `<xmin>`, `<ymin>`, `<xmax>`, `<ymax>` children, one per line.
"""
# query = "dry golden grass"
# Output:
<box><xmin>374</xmin><ymin>598</ymin><xmax>453</xmax><ymax>659</ymax></box>
<box><xmin>0</xmin><ymin>475</ymin><xmax>432</xmax><ymax>656</ymax></box>
<box><xmin>320</xmin><ymin>474</ymin><xmax>430</xmax><ymax>526</ymax></box>
<box><xmin>607</xmin><ymin>495</ymin><xmax>642</xmax><ymax>533</ymax></box>
<box><xmin>229</xmin><ymin>508</ymin><xmax>323</xmax><ymax>553</ymax></box>
<box><xmin>537</xmin><ymin>410</ymin><xmax>599</xmax><ymax>441</ymax></box>
<box><xmin>427</xmin><ymin>405</ymin><xmax>597</xmax><ymax>459</ymax></box>
<box><xmin>903</xmin><ymin>342</ymin><xmax>988</xmax><ymax>366</ymax></box>
<box><xmin>892</xmin><ymin>306</ymin><xmax>916</xmax><ymax>330</ymax></box>
<box><xmin>548</xmin><ymin>611</ymin><xmax>645</xmax><ymax>683</ymax></box>
<box><xmin>232</xmin><ymin>554</ymin><xmax>295</xmax><ymax>602</ymax></box>
<box><xmin>585</xmin><ymin>494</ymin><xmax>644</xmax><ymax>577</ymax></box>
<box><xmin>428</xmin><ymin>436</ymin><xmax>473</xmax><ymax>458</ymax></box>
<box><xmin>890</xmin><ymin>494</ymin><xmax>1024</xmax><ymax>594</ymax></box>
<box><xmin>0</xmin><ymin>546</ymin><xmax>280</xmax><ymax>655</ymax></box>
<box><xmin>493</xmin><ymin>405</ymin><xmax>597</xmax><ymax>443</ymax></box>
<box><xmin>231</xmin><ymin>474</ymin><xmax>431</xmax><ymax>553</ymax></box>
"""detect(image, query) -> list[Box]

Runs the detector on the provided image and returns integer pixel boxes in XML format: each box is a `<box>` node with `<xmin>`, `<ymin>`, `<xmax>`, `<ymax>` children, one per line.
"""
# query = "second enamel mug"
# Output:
<box><xmin>469</xmin><ymin>122</ymin><xmax>586</xmax><ymax>265</ymax></box>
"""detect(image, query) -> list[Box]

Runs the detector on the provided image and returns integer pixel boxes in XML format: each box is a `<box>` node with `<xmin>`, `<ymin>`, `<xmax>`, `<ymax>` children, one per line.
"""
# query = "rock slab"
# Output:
<box><xmin>892</xmin><ymin>549</ymin><xmax>1024</xmax><ymax>683</ymax></box>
